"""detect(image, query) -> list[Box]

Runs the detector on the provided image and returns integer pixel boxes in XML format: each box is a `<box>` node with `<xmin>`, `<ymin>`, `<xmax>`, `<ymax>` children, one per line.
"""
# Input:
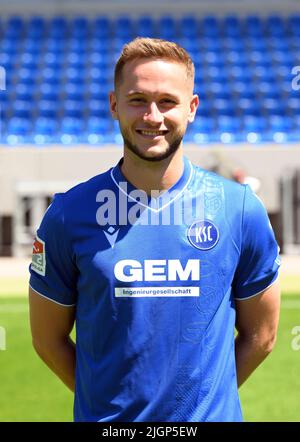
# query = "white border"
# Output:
<box><xmin>234</xmin><ymin>274</ymin><xmax>279</xmax><ymax>301</ymax></box>
<box><xmin>29</xmin><ymin>284</ymin><xmax>76</xmax><ymax>307</ymax></box>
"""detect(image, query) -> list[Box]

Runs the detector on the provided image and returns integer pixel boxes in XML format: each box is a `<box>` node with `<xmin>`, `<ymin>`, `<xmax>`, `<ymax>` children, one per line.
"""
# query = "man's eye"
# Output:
<box><xmin>161</xmin><ymin>99</ymin><xmax>176</xmax><ymax>104</ymax></box>
<box><xmin>129</xmin><ymin>98</ymin><xmax>144</xmax><ymax>103</ymax></box>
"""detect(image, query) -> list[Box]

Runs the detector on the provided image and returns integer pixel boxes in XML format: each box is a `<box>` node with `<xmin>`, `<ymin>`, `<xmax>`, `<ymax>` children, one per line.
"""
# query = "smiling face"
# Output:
<box><xmin>110</xmin><ymin>58</ymin><xmax>199</xmax><ymax>162</ymax></box>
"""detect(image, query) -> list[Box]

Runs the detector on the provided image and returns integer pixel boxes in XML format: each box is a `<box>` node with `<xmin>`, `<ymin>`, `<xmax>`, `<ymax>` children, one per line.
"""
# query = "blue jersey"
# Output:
<box><xmin>29</xmin><ymin>156</ymin><xmax>280</xmax><ymax>422</ymax></box>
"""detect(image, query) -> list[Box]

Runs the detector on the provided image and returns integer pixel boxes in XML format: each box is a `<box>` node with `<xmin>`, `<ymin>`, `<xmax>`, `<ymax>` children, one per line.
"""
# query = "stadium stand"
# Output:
<box><xmin>1</xmin><ymin>13</ymin><xmax>300</xmax><ymax>145</ymax></box>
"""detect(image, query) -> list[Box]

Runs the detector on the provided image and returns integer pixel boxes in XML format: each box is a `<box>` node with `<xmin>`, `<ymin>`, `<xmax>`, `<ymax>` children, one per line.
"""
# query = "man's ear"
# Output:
<box><xmin>188</xmin><ymin>94</ymin><xmax>199</xmax><ymax>123</ymax></box>
<box><xmin>109</xmin><ymin>91</ymin><xmax>118</xmax><ymax>120</ymax></box>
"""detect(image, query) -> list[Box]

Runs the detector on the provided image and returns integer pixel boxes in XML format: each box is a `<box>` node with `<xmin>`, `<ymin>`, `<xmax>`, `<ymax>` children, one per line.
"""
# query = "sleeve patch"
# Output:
<box><xmin>31</xmin><ymin>235</ymin><xmax>46</xmax><ymax>276</ymax></box>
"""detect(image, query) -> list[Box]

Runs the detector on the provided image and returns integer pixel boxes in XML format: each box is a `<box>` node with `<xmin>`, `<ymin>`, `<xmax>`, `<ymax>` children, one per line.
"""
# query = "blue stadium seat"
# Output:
<box><xmin>27</xmin><ymin>18</ymin><xmax>45</xmax><ymax>39</ymax></box>
<box><xmin>14</xmin><ymin>83</ymin><xmax>36</xmax><ymax>101</ymax></box>
<box><xmin>233</xmin><ymin>81</ymin><xmax>256</xmax><ymax>99</ymax></box>
<box><xmin>11</xmin><ymin>100</ymin><xmax>32</xmax><ymax>118</ymax></box>
<box><xmin>88</xmin><ymin>66</ymin><xmax>112</xmax><ymax>83</ymax></box>
<box><xmin>210</xmin><ymin>98</ymin><xmax>236</xmax><ymax>116</ymax></box>
<box><xmin>6</xmin><ymin>117</ymin><xmax>31</xmax><ymax>145</ymax></box>
<box><xmin>0</xmin><ymin>94</ymin><xmax>9</xmax><ymax>121</ymax></box>
<box><xmin>242</xmin><ymin>115</ymin><xmax>266</xmax><ymax>132</ymax></box>
<box><xmin>180</xmin><ymin>16</ymin><xmax>198</xmax><ymax>38</ymax></box>
<box><xmin>200</xmin><ymin>37</ymin><xmax>221</xmax><ymax>51</ymax></box>
<box><xmin>85</xmin><ymin>83</ymin><xmax>109</xmax><ymax>101</ymax></box>
<box><xmin>38</xmin><ymin>82</ymin><xmax>61</xmax><ymax>101</ymax></box>
<box><xmin>28</xmin><ymin>16</ymin><xmax>45</xmax><ymax>28</ymax></box>
<box><xmin>33</xmin><ymin>117</ymin><xmax>58</xmax><ymax>144</ymax></box>
<box><xmin>0</xmin><ymin>53</ymin><xmax>15</xmax><ymax>75</ymax></box>
<box><xmin>43</xmin><ymin>51</ymin><xmax>65</xmax><ymax>68</ymax></box>
<box><xmin>229</xmin><ymin>66</ymin><xmax>252</xmax><ymax>82</ymax></box>
<box><xmin>0</xmin><ymin>38</ymin><xmax>19</xmax><ymax>53</ymax></box>
<box><xmin>93</xmin><ymin>17</ymin><xmax>112</xmax><ymax>38</ymax></box>
<box><xmin>241</xmin><ymin>115</ymin><xmax>268</xmax><ymax>143</ymax></box>
<box><xmin>7</xmin><ymin>16</ymin><xmax>24</xmax><ymax>28</ymax></box>
<box><xmin>195</xmin><ymin>99</ymin><xmax>211</xmax><ymax>116</ymax></box>
<box><xmin>38</xmin><ymin>100</ymin><xmax>59</xmax><ymax>118</ymax></box>
<box><xmin>63</xmin><ymin>100</ymin><xmax>85</xmax><ymax>118</ymax></box>
<box><xmin>158</xmin><ymin>17</ymin><xmax>176</xmax><ymax>39</ymax></box>
<box><xmin>201</xmin><ymin>16</ymin><xmax>219</xmax><ymax>37</ymax></box>
<box><xmin>271</xmin><ymin>51</ymin><xmax>293</xmax><ymax>65</ymax></box>
<box><xmin>288</xmin><ymin>15</ymin><xmax>300</xmax><ymax>36</ymax></box>
<box><xmin>90</xmin><ymin>38</ymin><xmax>111</xmax><ymax>53</ymax></box>
<box><xmin>266</xmin><ymin>115</ymin><xmax>293</xmax><ymax>143</ymax></box>
<box><xmin>206</xmin><ymin>82</ymin><xmax>232</xmax><ymax>99</ymax></box>
<box><xmin>268</xmin><ymin>114</ymin><xmax>292</xmax><ymax>131</ymax></box>
<box><xmin>248</xmin><ymin>51</ymin><xmax>272</xmax><ymax>66</ymax></box>
<box><xmin>223</xmin><ymin>37</ymin><xmax>244</xmax><ymax>51</ymax></box>
<box><xmin>51</xmin><ymin>16</ymin><xmax>67</xmax><ymax>26</ymax></box>
<box><xmin>6</xmin><ymin>16</ymin><xmax>24</xmax><ymax>40</ymax></box>
<box><xmin>223</xmin><ymin>16</ymin><xmax>241</xmax><ymax>36</ymax></box>
<box><xmin>236</xmin><ymin>98</ymin><xmax>261</xmax><ymax>115</ymax></box>
<box><xmin>286</xmin><ymin>97</ymin><xmax>300</xmax><ymax>114</ymax></box>
<box><xmin>89</xmin><ymin>51</ymin><xmax>109</xmax><ymax>67</ymax></box>
<box><xmin>216</xmin><ymin>115</ymin><xmax>240</xmax><ymax>131</ymax></box>
<box><xmin>85</xmin><ymin>117</ymin><xmax>113</xmax><ymax>144</ymax></box>
<box><xmin>255</xmin><ymin>81</ymin><xmax>281</xmax><ymax>98</ymax></box>
<box><xmin>260</xmin><ymin>98</ymin><xmax>286</xmax><ymax>115</ymax></box>
<box><xmin>250</xmin><ymin>66</ymin><xmax>275</xmax><ymax>82</ymax></box>
<box><xmin>204</xmin><ymin>67</ymin><xmax>228</xmax><ymax>83</ymax></box>
<box><xmin>204</xmin><ymin>52</ymin><xmax>226</xmax><ymax>68</ymax></box>
<box><xmin>115</xmin><ymin>16</ymin><xmax>134</xmax><ymax>39</ymax></box>
<box><xmin>68</xmin><ymin>39</ymin><xmax>89</xmax><ymax>54</ymax></box>
<box><xmin>64</xmin><ymin>66</ymin><xmax>86</xmax><ymax>83</ymax></box>
<box><xmin>136</xmin><ymin>16</ymin><xmax>156</xmax><ymax>37</ymax></box>
<box><xmin>63</xmin><ymin>82</ymin><xmax>85</xmax><ymax>101</ymax></box>
<box><xmin>41</xmin><ymin>67</ymin><xmax>61</xmax><ymax>83</ymax></box>
<box><xmin>244</xmin><ymin>16</ymin><xmax>263</xmax><ymax>35</ymax></box>
<box><xmin>59</xmin><ymin>116</ymin><xmax>85</xmax><ymax>144</ymax></box>
<box><xmin>49</xmin><ymin>17</ymin><xmax>68</xmax><ymax>38</ymax></box>
<box><xmin>188</xmin><ymin>116</ymin><xmax>214</xmax><ymax>143</ymax></box>
<box><xmin>89</xmin><ymin>99</ymin><xmax>110</xmax><ymax>117</ymax></box>
<box><xmin>19</xmin><ymin>52</ymin><xmax>39</xmax><ymax>70</ymax></box>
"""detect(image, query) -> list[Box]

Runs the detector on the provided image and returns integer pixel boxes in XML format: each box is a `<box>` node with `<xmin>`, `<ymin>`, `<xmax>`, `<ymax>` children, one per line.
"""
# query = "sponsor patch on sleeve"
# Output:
<box><xmin>31</xmin><ymin>235</ymin><xmax>46</xmax><ymax>276</ymax></box>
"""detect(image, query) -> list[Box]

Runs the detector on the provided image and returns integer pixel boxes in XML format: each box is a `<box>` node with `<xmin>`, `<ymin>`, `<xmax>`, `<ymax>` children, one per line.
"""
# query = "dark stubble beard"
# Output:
<box><xmin>121</xmin><ymin>128</ymin><xmax>184</xmax><ymax>162</ymax></box>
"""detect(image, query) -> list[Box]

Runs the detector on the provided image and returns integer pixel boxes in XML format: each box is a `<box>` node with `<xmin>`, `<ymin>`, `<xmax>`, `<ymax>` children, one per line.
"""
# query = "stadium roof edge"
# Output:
<box><xmin>0</xmin><ymin>0</ymin><xmax>299</xmax><ymax>17</ymax></box>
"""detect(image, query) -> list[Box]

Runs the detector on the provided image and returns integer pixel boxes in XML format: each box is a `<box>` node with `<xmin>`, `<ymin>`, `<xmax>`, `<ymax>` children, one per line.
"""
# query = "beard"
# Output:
<box><xmin>120</xmin><ymin>126</ymin><xmax>184</xmax><ymax>162</ymax></box>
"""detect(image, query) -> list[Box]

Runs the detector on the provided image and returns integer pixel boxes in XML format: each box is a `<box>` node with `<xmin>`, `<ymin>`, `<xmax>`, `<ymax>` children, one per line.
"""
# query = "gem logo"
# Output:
<box><xmin>114</xmin><ymin>259</ymin><xmax>200</xmax><ymax>282</ymax></box>
<box><xmin>188</xmin><ymin>220</ymin><xmax>219</xmax><ymax>250</ymax></box>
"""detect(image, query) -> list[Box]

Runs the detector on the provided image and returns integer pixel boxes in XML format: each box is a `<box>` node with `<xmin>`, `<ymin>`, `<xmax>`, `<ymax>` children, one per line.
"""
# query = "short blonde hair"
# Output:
<box><xmin>114</xmin><ymin>37</ymin><xmax>195</xmax><ymax>89</ymax></box>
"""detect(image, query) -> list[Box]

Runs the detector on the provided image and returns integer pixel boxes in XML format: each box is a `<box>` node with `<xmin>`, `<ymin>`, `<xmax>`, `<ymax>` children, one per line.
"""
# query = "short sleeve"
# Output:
<box><xmin>29</xmin><ymin>193</ymin><xmax>78</xmax><ymax>306</ymax></box>
<box><xmin>232</xmin><ymin>185</ymin><xmax>281</xmax><ymax>300</ymax></box>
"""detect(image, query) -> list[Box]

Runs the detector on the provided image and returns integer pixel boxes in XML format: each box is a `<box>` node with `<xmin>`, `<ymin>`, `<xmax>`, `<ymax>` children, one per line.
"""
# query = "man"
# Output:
<box><xmin>29</xmin><ymin>38</ymin><xmax>281</xmax><ymax>422</ymax></box>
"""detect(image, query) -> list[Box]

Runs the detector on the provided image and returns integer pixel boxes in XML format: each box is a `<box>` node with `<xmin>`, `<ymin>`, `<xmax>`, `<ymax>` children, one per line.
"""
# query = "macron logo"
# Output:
<box><xmin>103</xmin><ymin>227</ymin><xmax>119</xmax><ymax>248</ymax></box>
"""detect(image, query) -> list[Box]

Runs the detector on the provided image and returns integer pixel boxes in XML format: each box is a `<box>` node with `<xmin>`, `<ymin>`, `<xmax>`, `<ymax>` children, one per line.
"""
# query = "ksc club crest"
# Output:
<box><xmin>188</xmin><ymin>220</ymin><xmax>219</xmax><ymax>251</ymax></box>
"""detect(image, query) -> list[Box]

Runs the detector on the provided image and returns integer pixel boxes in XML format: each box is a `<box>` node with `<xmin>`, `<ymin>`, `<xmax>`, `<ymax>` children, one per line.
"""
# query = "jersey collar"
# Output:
<box><xmin>110</xmin><ymin>156</ymin><xmax>193</xmax><ymax>213</ymax></box>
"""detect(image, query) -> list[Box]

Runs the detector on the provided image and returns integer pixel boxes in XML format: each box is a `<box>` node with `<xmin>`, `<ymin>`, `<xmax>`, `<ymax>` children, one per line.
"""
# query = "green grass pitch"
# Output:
<box><xmin>0</xmin><ymin>276</ymin><xmax>299</xmax><ymax>422</ymax></box>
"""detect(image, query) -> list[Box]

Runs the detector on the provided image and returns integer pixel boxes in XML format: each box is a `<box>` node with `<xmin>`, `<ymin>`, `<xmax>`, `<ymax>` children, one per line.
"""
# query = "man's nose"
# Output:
<box><xmin>143</xmin><ymin>102</ymin><xmax>164</xmax><ymax>124</ymax></box>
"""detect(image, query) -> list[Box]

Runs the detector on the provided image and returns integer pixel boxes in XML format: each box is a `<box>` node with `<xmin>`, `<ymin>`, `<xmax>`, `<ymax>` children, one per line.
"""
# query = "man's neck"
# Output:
<box><xmin>121</xmin><ymin>148</ymin><xmax>184</xmax><ymax>195</ymax></box>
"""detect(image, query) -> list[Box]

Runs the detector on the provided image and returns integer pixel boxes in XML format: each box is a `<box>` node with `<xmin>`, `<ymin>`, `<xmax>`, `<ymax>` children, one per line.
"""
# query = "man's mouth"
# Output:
<box><xmin>136</xmin><ymin>129</ymin><xmax>169</xmax><ymax>137</ymax></box>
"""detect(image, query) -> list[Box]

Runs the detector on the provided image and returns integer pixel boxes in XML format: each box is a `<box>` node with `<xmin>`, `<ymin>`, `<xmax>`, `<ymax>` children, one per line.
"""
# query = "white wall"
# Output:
<box><xmin>1</xmin><ymin>145</ymin><xmax>300</xmax><ymax>215</ymax></box>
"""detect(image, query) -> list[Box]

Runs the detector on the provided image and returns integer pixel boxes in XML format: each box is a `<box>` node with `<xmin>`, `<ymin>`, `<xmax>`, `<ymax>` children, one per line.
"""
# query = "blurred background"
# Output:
<box><xmin>0</xmin><ymin>0</ymin><xmax>299</xmax><ymax>422</ymax></box>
